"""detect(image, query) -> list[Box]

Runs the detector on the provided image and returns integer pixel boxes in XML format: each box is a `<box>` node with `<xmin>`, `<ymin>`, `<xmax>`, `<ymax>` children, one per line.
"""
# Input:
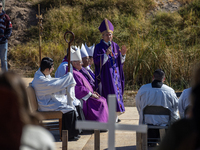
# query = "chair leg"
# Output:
<box><xmin>59</xmin><ymin>119</ymin><xmax>62</xmax><ymax>140</ymax></box>
<box><xmin>136</xmin><ymin>132</ymin><xmax>147</xmax><ymax>150</ymax></box>
<box><xmin>62</xmin><ymin>130</ymin><xmax>68</xmax><ymax>150</ymax></box>
<box><xmin>159</xmin><ymin>129</ymin><xmax>166</xmax><ymax>141</ymax></box>
<box><xmin>94</xmin><ymin>130</ymin><xmax>100</xmax><ymax>150</ymax></box>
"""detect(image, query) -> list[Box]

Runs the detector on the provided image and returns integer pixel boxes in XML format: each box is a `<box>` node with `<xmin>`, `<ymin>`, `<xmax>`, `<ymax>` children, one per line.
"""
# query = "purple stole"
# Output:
<box><xmin>79</xmin><ymin>67</ymin><xmax>95</xmax><ymax>90</ymax></box>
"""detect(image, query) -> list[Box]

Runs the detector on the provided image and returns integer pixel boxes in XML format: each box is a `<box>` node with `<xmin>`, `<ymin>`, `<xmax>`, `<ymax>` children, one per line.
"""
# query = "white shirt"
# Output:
<box><xmin>135</xmin><ymin>83</ymin><xmax>180</xmax><ymax>126</ymax></box>
<box><xmin>32</xmin><ymin>69</ymin><xmax>78</xmax><ymax>114</ymax></box>
<box><xmin>20</xmin><ymin>125</ymin><xmax>55</xmax><ymax>150</ymax></box>
<box><xmin>178</xmin><ymin>87</ymin><xmax>191</xmax><ymax>118</ymax></box>
<box><xmin>55</xmin><ymin>61</ymin><xmax>68</xmax><ymax>78</ymax></box>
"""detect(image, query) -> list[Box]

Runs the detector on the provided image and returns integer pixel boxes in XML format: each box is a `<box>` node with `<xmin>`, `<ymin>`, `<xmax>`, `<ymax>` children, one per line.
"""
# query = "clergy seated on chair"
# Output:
<box><xmin>135</xmin><ymin>69</ymin><xmax>180</xmax><ymax>147</ymax></box>
<box><xmin>65</xmin><ymin>46</ymin><xmax>109</xmax><ymax>123</ymax></box>
<box><xmin>32</xmin><ymin>57</ymin><xmax>84</xmax><ymax>141</ymax></box>
<box><xmin>84</xmin><ymin>43</ymin><xmax>95</xmax><ymax>74</ymax></box>
<box><xmin>79</xmin><ymin>43</ymin><xmax>95</xmax><ymax>90</ymax></box>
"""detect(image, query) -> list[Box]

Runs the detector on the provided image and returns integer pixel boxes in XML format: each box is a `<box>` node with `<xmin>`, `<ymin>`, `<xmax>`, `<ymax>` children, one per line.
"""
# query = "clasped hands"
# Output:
<box><xmin>91</xmin><ymin>91</ymin><xmax>101</xmax><ymax>99</ymax></box>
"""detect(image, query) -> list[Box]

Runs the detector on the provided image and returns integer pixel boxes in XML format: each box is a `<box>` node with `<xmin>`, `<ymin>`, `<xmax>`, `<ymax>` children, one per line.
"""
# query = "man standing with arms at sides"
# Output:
<box><xmin>0</xmin><ymin>0</ymin><xmax>12</xmax><ymax>71</ymax></box>
<box><xmin>93</xmin><ymin>18</ymin><xmax>127</xmax><ymax>122</ymax></box>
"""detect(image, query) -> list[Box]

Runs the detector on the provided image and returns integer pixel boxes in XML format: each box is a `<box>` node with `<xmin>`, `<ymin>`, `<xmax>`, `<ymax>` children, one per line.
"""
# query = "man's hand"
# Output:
<box><xmin>106</xmin><ymin>46</ymin><xmax>112</xmax><ymax>56</ymax></box>
<box><xmin>93</xmin><ymin>91</ymin><xmax>100</xmax><ymax>97</ymax></box>
<box><xmin>119</xmin><ymin>45</ymin><xmax>127</xmax><ymax>56</ymax></box>
<box><xmin>91</xmin><ymin>92</ymin><xmax>100</xmax><ymax>99</ymax></box>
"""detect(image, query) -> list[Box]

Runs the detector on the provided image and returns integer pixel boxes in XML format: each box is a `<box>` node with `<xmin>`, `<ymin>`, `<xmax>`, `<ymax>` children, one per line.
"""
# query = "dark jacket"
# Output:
<box><xmin>0</xmin><ymin>10</ymin><xmax>12</xmax><ymax>44</ymax></box>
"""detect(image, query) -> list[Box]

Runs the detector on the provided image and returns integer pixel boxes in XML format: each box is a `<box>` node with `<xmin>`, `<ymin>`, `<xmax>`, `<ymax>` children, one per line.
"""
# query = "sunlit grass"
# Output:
<box><xmin>10</xmin><ymin>0</ymin><xmax>200</xmax><ymax>91</ymax></box>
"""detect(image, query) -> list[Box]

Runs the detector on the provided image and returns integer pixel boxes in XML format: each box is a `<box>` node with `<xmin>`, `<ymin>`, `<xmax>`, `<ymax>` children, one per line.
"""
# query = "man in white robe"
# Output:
<box><xmin>32</xmin><ymin>57</ymin><xmax>81</xmax><ymax>140</ymax></box>
<box><xmin>135</xmin><ymin>69</ymin><xmax>179</xmax><ymax>146</ymax></box>
<box><xmin>178</xmin><ymin>87</ymin><xmax>191</xmax><ymax>118</ymax></box>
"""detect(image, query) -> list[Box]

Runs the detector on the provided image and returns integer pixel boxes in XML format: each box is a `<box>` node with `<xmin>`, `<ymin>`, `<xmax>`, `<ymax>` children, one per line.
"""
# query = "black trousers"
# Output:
<box><xmin>75</xmin><ymin>105</ymin><xmax>85</xmax><ymax>121</ymax></box>
<box><xmin>62</xmin><ymin>110</ymin><xmax>80</xmax><ymax>139</ymax></box>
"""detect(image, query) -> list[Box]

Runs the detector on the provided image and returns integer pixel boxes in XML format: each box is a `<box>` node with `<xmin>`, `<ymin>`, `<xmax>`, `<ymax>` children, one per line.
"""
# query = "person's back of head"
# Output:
<box><xmin>153</xmin><ymin>69</ymin><xmax>165</xmax><ymax>82</ymax></box>
<box><xmin>40</xmin><ymin>57</ymin><xmax>54</xmax><ymax>72</ymax></box>
<box><xmin>0</xmin><ymin>71</ymin><xmax>40</xmax><ymax>149</ymax></box>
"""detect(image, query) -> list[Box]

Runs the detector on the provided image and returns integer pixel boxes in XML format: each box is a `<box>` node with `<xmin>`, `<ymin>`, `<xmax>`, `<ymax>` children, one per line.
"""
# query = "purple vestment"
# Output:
<box><xmin>79</xmin><ymin>67</ymin><xmax>95</xmax><ymax>90</ymax></box>
<box><xmin>66</xmin><ymin>67</ymin><xmax>108</xmax><ymax>123</ymax></box>
<box><xmin>93</xmin><ymin>39</ymin><xmax>125</xmax><ymax>112</ymax></box>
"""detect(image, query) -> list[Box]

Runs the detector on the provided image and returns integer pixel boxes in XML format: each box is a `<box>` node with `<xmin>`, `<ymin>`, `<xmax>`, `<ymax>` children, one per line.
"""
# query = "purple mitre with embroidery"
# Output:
<box><xmin>98</xmin><ymin>18</ymin><xmax>114</xmax><ymax>34</ymax></box>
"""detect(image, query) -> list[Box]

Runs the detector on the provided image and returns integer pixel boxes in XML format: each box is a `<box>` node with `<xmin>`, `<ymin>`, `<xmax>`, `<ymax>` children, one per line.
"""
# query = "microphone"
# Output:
<box><xmin>107</xmin><ymin>41</ymin><xmax>112</xmax><ymax>57</ymax></box>
<box><xmin>108</xmin><ymin>41</ymin><xmax>111</xmax><ymax>47</ymax></box>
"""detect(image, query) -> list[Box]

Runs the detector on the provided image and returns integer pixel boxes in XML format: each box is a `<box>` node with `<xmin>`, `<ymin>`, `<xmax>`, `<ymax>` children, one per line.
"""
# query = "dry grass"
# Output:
<box><xmin>10</xmin><ymin>0</ymin><xmax>200</xmax><ymax>90</ymax></box>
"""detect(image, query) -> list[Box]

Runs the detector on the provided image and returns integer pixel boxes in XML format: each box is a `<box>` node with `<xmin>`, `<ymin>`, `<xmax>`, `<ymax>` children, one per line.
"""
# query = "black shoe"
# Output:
<box><xmin>148</xmin><ymin>143</ymin><xmax>157</xmax><ymax>147</ymax></box>
<box><xmin>68</xmin><ymin>136</ymin><xmax>79</xmax><ymax>141</ymax></box>
<box><xmin>116</xmin><ymin>119</ymin><xmax>121</xmax><ymax>123</ymax></box>
<box><xmin>100</xmin><ymin>129</ymin><xmax>108</xmax><ymax>132</ymax></box>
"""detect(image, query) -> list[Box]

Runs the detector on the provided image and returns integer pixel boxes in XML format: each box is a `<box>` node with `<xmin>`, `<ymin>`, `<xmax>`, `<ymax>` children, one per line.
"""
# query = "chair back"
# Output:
<box><xmin>143</xmin><ymin>106</ymin><xmax>171</xmax><ymax>125</ymax></box>
<box><xmin>184</xmin><ymin>105</ymin><xmax>191</xmax><ymax>118</ymax></box>
<box><xmin>27</xmin><ymin>86</ymin><xmax>38</xmax><ymax>113</ymax></box>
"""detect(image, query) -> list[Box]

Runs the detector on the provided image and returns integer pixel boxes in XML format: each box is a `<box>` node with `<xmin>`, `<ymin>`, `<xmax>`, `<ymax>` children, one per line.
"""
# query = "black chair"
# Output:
<box><xmin>143</xmin><ymin>106</ymin><xmax>171</xmax><ymax>146</ymax></box>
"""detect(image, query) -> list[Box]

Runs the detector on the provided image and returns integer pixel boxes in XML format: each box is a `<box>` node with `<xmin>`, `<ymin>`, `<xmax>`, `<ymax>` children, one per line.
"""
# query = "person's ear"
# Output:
<box><xmin>152</xmin><ymin>76</ymin><xmax>155</xmax><ymax>81</ymax></box>
<box><xmin>163</xmin><ymin>77</ymin><xmax>166</xmax><ymax>82</ymax></box>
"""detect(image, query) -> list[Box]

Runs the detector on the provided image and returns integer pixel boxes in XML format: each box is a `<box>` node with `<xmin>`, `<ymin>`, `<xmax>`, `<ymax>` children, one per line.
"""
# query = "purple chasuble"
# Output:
<box><xmin>65</xmin><ymin>67</ymin><xmax>108</xmax><ymax>123</ymax></box>
<box><xmin>79</xmin><ymin>67</ymin><xmax>95</xmax><ymax>90</ymax></box>
<box><xmin>93</xmin><ymin>39</ymin><xmax>125</xmax><ymax>112</ymax></box>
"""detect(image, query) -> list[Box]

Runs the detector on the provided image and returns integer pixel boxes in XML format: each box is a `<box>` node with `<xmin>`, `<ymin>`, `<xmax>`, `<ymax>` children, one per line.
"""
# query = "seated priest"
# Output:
<box><xmin>32</xmin><ymin>57</ymin><xmax>84</xmax><ymax>141</ymax></box>
<box><xmin>79</xmin><ymin>43</ymin><xmax>95</xmax><ymax>90</ymax></box>
<box><xmin>135</xmin><ymin>69</ymin><xmax>179</xmax><ymax>147</ymax></box>
<box><xmin>178</xmin><ymin>87</ymin><xmax>192</xmax><ymax>118</ymax></box>
<box><xmin>85</xmin><ymin>43</ymin><xmax>95</xmax><ymax>73</ymax></box>
<box><xmin>66</xmin><ymin>47</ymin><xmax>109</xmax><ymax>123</ymax></box>
<box><xmin>55</xmin><ymin>45</ymin><xmax>78</xmax><ymax>78</ymax></box>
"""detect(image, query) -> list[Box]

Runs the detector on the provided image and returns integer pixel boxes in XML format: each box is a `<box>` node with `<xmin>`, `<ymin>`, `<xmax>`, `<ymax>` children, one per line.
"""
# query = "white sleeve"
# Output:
<box><xmin>178</xmin><ymin>91</ymin><xmax>185</xmax><ymax>118</ymax></box>
<box><xmin>120</xmin><ymin>54</ymin><xmax>126</xmax><ymax>64</ymax></box>
<box><xmin>135</xmin><ymin>89</ymin><xmax>142</xmax><ymax>113</ymax></box>
<box><xmin>82</xmin><ymin>92</ymin><xmax>92</xmax><ymax>101</ymax></box>
<box><xmin>103</xmin><ymin>54</ymin><xmax>109</xmax><ymax>65</ymax></box>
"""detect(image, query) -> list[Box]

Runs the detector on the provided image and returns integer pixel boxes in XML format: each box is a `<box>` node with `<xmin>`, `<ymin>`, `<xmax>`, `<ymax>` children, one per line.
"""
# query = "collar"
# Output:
<box><xmin>103</xmin><ymin>40</ymin><xmax>109</xmax><ymax>46</ymax></box>
<box><xmin>151</xmin><ymin>80</ymin><xmax>163</xmax><ymax>88</ymax></box>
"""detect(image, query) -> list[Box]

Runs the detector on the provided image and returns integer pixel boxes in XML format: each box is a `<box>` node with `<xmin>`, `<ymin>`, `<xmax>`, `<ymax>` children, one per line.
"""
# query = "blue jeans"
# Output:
<box><xmin>0</xmin><ymin>42</ymin><xmax>8</xmax><ymax>71</ymax></box>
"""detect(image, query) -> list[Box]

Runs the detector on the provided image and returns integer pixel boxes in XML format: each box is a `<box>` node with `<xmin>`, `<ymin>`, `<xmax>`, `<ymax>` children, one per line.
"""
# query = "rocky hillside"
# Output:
<box><xmin>6</xmin><ymin>0</ymin><xmax>37</xmax><ymax>48</ymax></box>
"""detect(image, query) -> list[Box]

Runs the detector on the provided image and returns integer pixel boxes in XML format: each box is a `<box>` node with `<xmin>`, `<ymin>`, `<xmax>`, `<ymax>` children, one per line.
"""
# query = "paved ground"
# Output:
<box><xmin>48</xmin><ymin>107</ymin><xmax>140</xmax><ymax>150</ymax></box>
<box><xmin>22</xmin><ymin>78</ymin><xmax>144</xmax><ymax>150</ymax></box>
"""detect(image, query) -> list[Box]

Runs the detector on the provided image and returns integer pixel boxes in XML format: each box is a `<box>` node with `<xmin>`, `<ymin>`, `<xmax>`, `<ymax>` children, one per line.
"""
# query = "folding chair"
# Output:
<box><xmin>142</xmin><ymin>106</ymin><xmax>171</xmax><ymax>146</ymax></box>
<box><xmin>27</xmin><ymin>86</ymin><xmax>63</xmax><ymax>140</ymax></box>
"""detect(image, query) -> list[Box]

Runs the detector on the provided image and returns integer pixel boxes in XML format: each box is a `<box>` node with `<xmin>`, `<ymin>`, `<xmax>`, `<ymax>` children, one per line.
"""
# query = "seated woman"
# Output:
<box><xmin>0</xmin><ymin>71</ymin><xmax>55</xmax><ymax>150</ymax></box>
